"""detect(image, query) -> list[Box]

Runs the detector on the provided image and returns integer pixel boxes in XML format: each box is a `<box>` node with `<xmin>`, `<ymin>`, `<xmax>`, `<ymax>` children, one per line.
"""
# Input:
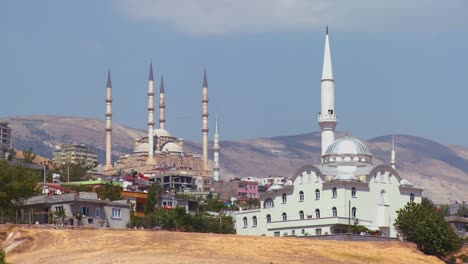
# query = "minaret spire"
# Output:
<box><xmin>318</xmin><ymin>27</ymin><xmax>338</xmax><ymax>156</ymax></box>
<box><xmin>391</xmin><ymin>136</ymin><xmax>396</xmax><ymax>169</ymax></box>
<box><xmin>146</xmin><ymin>63</ymin><xmax>156</xmax><ymax>165</ymax></box>
<box><xmin>213</xmin><ymin>115</ymin><xmax>220</xmax><ymax>182</ymax></box>
<box><xmin>202</xmin><ymin>69</ymin><xmax>209</xmax><ymax>171</ymax></box>
<box><xmin>159</xmin><ymin>75</ymin><xmax>166</xmax><ymax>129</ymax></box>
<box><xmin>104</xmin><ymin>69</ymin><xmax>114</xmax><ymax>172</ymax></box>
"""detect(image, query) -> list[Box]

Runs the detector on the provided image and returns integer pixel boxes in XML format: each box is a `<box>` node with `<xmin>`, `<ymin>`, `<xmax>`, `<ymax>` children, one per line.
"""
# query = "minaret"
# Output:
<box><xmin>146</xmin><ymin>63</ymin><xmax>156</xmax><ymax>165</ymax></box>
<box><xmin>318</xmin><ymin>26</ymin><xmax>338</xmax><ymax>156</ymax></box>
<box><xmin>104</xmin><ymin>69</ymin><xmax>113</xmax><ymax>171</ymax></box>
<box><xmin>213</xmin><ymin>115</ymin><xmax>220</xmax><ymax>181</ymax></box>
<box><xmin>202</xmin><ymin>70</ymin><xmax>209</xmax><ymax>171</ymax></box>
<box><xmin>159</xmin><ymin>75</ymin><xmax>166</xmax><ymax>130</ymax></box>
<box><xmin>391</xmin><ymin>136</ymin><xmax>396</xmax><ymax>169</ymax></box>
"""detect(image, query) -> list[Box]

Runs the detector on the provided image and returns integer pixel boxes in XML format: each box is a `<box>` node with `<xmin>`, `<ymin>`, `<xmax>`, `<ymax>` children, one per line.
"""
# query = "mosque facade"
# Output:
<box><xmin>103</xmin><ymin>66</ymin><xmax>220</xmax><ymax>192</ymax></box>
<box><xmin>235</xmin><ymin>29</ymin><xmax>423</xmax><ymax>238</ymax></box>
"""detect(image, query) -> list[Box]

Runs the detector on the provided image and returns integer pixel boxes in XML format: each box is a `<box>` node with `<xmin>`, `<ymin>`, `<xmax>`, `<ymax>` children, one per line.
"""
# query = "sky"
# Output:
<box><xmin>1</xmin><ymin>0</ymin><xmax>468</xmax><ymax>146</ymax></box>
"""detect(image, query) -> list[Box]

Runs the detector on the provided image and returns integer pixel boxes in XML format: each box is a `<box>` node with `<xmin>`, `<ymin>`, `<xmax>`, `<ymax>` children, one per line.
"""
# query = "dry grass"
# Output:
<box><xmin>2</xmin><ymin>227</ymin><xmax>443</xmax><ymax>264</ymax></box>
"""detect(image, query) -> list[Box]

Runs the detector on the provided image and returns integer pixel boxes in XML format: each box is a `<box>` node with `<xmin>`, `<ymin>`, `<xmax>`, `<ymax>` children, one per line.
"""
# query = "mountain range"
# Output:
<box><xmin>1</xmin><ymin>115</ymin><xmax>467</xmax><ymax>204</ymax></box>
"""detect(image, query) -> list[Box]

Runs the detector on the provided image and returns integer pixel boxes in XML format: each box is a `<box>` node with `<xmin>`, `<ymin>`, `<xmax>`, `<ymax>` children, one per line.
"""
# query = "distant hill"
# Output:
<box><xmin>1</xmin><ymin>115</ymin><xmax>467</xmax><ymax>203</ymax></box>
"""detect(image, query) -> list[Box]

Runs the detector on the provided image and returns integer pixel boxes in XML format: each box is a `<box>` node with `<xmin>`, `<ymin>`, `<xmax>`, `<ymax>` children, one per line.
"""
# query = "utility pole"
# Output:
<box><xmin>43</xmin><ymin>164</ymin><xmax>47</xmax><ymax>194</ymax></box>
<box><xmin>348</xmin><ymin>200</ymin><xmax>351</xmax><ymax>234</ymax></box>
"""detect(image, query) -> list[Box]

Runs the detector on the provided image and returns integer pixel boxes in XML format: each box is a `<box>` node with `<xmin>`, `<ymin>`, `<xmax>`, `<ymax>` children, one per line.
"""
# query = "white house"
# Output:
<box><xmin>236</xmin><ymin>29</ymin><xmax>423</xmax><ymax>238</ymax></box>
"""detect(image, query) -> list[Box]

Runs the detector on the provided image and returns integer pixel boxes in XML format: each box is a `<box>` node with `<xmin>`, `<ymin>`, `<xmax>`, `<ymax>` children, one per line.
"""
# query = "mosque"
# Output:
<box><xmin>236</xmin><ymin>29</ymin><xmax>423</xmax><ymax>238</ymax></box>
<box><xmin>102</xmin><ymin>65</ymin><xmax>221</xmax><ymax>192</ymax></box>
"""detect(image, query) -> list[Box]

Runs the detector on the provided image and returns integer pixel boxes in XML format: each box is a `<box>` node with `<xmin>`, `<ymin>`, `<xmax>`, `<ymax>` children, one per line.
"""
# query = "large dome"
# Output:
<box><xmin>324</xmin><ymin>136</ymin><xmax>372</xmax><ymax>156</ymax></box>
<box><xmin>154</xmin><ymin>128</ymin><xmax>172</xmax><ymax>137</ymax></box>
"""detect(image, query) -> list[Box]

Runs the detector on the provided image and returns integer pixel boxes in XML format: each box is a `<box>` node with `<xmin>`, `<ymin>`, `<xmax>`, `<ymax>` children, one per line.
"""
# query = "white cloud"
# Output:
<box><xmin>115</xmin><ymin>0</ymin><xmax>468</xmax><ymax>35</ymax></box>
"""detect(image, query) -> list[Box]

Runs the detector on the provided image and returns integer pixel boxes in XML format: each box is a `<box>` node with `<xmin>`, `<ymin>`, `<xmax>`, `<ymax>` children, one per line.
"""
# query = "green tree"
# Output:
<box><xmin>456</xmin><ymin>203</ymin><xmax>468</xmax><ymax>217</ymax></box>
<box><xmin>438</xmin><ymin>204</ymin><xmax>451</xmax><ymax>217</ymax></box>
<box><xmin>95</xmin><ymin>183</ymin><xmax>122</xmax><ymax>201</ymax></box>
<box><xmin>0</xmin><ymin>161</ymin><xmax>40</xmax><ymax>221</ymax></box>
<box><xmin>145</xmin><ymin>182</ymin><xmax>162</xmax><ymax>215</ymax></box>
<box><xmin>395</xmin><ymin>202</ymin><xmax>462</xmax><ymax>259</ymax></box>
<box><xmin>22</xmin><ymin>148</ymin><xmax>36</xmax><ymax>164</ymax></box>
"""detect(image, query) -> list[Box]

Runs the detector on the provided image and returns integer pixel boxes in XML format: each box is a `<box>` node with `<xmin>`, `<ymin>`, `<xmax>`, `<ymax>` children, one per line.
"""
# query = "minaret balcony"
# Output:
<box><xmin>318</xmin><ymin>114</ymin><xmax>338</xmax><ymax>123</ymax></box>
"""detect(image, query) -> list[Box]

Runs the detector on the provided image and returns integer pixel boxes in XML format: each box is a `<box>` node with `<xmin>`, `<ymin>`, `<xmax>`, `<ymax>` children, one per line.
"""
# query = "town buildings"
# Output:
<box><xmin>236</xmin><ymin>29</ymin><xmax>423</xmax><ymax>238</ymax></box>
<box><xmin>53</xmin><ymin>144</ymin><xmax>99</xmax><ymax>167</ymax></box>
<box><xmin>102</xmin><ymin>67</ymin><xmax>221</xmax><ymax>192</ymax></box>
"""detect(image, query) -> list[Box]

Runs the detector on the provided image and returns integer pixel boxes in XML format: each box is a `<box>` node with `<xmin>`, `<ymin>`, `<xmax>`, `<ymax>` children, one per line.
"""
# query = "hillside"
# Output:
<box><xmin>1</xmin><ymin>115</ymin><xmax>467</xmax><ymax>203</ymax></box>
<box><xmin>2</xmin><ymin>226</ymin><xmax>442</xmax><ymax>264</ymax></box>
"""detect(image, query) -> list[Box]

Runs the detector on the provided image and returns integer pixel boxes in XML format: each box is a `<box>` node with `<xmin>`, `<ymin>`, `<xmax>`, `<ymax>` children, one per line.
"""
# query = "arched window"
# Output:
<box><xmin>332</xmin><ymin>207</ymin><xmax>337</xmax><ymax>217</ymax></box>
<box><xmin>352</xmin><ymin>207</ymin><xmax>357</xmax><ymax>218</ymax></box>
<box><xmin>351</xmin><ymin>187</ymin><xmax>357</xmax><ymax>198</ymax></box>
<box><xmin>243</xmin><ymin>217</ymin><xmax>247</xmax><ymax>228</ymax></box>
<box><xmin>315</xmin><ymin>209</ymin><xmax>320</xmax><ymax>219</ymax></box>
<box><xmin>282</xmin><ymin>193</ymin><xmax>287</xmax><ymax>203</ymax></box>
<box><xmin>299</xmin><ymin>210</ymin><xmax>304</xmax><ymax>220</ymax></box>
<box><xmin>299</xmin><ymin>191</ymin><xmax>304</xmax><ymax>201</ymax></box>
<box><xmin>332</xmin><ymin>187</ymin><xmax>337</xmax><ymax>198</ymax></box>
<box><xmin>282</xmin><ymin>212</ymin><xmax>287</xmax><ymax>221</ymax></box>
<box><xmin>266</xmin><ymin>214</ymin><xmax>271</xmax><ymax>223</ymax></box>
<box><xmin>252</xmin><ymin>216</ymin><xmax>257</xmax><ymax>227</ymax></box>
<box><xmin>380</xmin><ymin>190</ymin><xmax>386</xmax><ymax>203</ymax></box>
<box><xmin>410</xmin><ymin>193</ymin><xmax>415</xmax><ymax>203</ymax></box>
<box><xmin>315</xmin><ymin>189</ymin><xmax>320</xmax><ymax>200</ymax></box>
<box><xmin>264</xmin><ymin>198</ymin><xmax>274</xmax><ymax>208</ymax></box>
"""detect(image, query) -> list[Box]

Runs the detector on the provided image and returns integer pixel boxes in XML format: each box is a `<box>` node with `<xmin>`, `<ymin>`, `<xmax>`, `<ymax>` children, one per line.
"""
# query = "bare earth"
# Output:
<box><xmin>2</xmin><ymin>227</ymin><xmax>442</xmax><ymax>264</ymax></box>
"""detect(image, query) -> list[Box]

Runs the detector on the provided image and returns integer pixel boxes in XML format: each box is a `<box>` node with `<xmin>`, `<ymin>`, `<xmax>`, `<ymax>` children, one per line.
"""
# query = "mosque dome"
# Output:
<box><xmin>400</xmin><ymin>179</ymin><xmax>413</xmax><ymax>186</ymax></box>
<box><xmin>324</xmin><ymin>136</ymin><xmax>372</xmax><ymax>156</ymax></box>
<box><xmin>161</xmin><ymin>142</ymin><xmax>182</xmax><ymax>153</ymax></box>
<box><xmin>133</xmin><ymin>142</ymin><xmax>149</xmax><ymax>153</ymax></box>
<box><xmin>154</xmin><ymin>128</ymin><xmax>172</xmax><ymax>138</ymax></box>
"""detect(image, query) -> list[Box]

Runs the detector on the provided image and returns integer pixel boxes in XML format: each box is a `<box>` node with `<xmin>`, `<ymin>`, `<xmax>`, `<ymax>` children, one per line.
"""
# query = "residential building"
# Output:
<box><xmin>0</xmin><ymin>122</ymin><xmax>11</xmax><ymax>159</ymax></box>
<box><xmin>19</xmin><ymin>192</ymin><xmax>131</xmax><ymax>228</ymax></box>
<box><xmin>53</xmin><ymin>144</ymin><xmax>98</xmax><ymax>167</ymax></box>
<box><xmin>237</xmin><ymin>177</ymin><xmax>260</xmax><ymax>202</ymax></box>
<box><xmin>236</xmin><ymin>29</ymin><xmax>423</xmax><ymax>238</ymax></box>
<box><xmin>444</xmin><ymin>216</ymin><xmax>468</xmax><ymax>238</ymax></box>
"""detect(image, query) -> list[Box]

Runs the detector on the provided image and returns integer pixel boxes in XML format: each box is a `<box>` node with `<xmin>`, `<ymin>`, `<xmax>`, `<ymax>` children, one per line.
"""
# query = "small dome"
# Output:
<box><xmin>154</xmin><ymin>128</ymin><xmax>172</xmax><ymax>137</ymax></box>
<box><xmin>133</xmin><ymin>142</ymin><xmax>149</xmax><ymax>153</ymax></box>
<box><xmin>400</xmin><ymin>179</ymin><xmax>413</xmax><ymax>186</ymax></box>
<box><xmin>324</xmin><ymin>136</ymin><xmax>372</xmax><ymax>156</ymax></box>
<box><xmin>162</xmin><ymin>142</ymin><xmax>182</xmax><ymax>153</ymax></box>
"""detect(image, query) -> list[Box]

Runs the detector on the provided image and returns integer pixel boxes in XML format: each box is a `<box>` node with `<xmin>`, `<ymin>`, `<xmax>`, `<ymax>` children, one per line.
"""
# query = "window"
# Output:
<box><xmin>332</xmin><ymin>187</ymin><xmax>337</xmax><ymax>198</ymax></box>
<box><xmin>111</xmin><ymin>208</ymin><xmax>121</xmax><ymax>219</ymax></box>
<box><xmin>80</xmin><ymin>206</ymin><xmax>89</xmax><ymax>217</ymax></box>
<box><xmin>55</xmin><ymin>206</ymin><xmax>64</xmax><ymax>212</ymax></box>
<box><xmin>351</xmin><ymin>187</ymin><xmax>356</xmax><ymax>198</ymax></box>
<box><xmin>282</xmin><ymin>193</ymin><xmax>287</xmax><ymax>203</ymax></box>
<box><xmin>264</xmin><ymin>198</ymin><xmax>274</xmax><ymax>208</ymax></box>
<box><xmin>410</xmin><ymin>193</ymin><xmax>415</xmax><ymax>203</ymax></box>
<box><xmin>299</xmin><ymin>191</ymin><xmax>304</xmax><ymax>202</ymax></box>
<box><xmin>243</xmin><ymin>217</ymin><xmax>248</xmax><ymax>228</ymax></box>
<box><xmin>301</xmin><ymin>229</ymin><xmax>305</xmax><ymax>235</ymax></box>
<box><xmin>291</xmin><ymin>230</ymin><xmax>295</xmax><ymax>235</ymax></box>
<box><xmin>299</xmin><ymin>210</ymin><xmax>304</xmax><ymax>220</ymax></box>
<box><xmin>315</xmin><ymin>209</ymin><xmax>320</xmax><ymax>219</ymax></box>
<box><xmin>95</xmin><ymin>208</ymin><xmax>101</xmax><ymax>218</ymax></box>
<box><xmin>266</xmin><ymin>214</ymin><xmax>271</xmax><ymax>223</ymax></box>
<box><xmin>352</xmin><ymin>207</ymin><xmax>357</xmax><ymax>218</ymax></box>
<box><xmin>315</xmin><ymin>189</ymin><xmax>320</xmax><ymax>200</ymax></box>
<box><xmin>282</xmin><ymin>212</ymin><xmax>287</xmax><ymax>221</ymax></box>
<box><xmin>252</xmin><ymin>216</ymin><xmax>257</xmax><ymax>227</ymax></box>
<box><xmin>332</xmin><ymin>207</ymin><xmax>337</xmax><ymax>217</ymax></box>
<box><xmin>315</xmin><ymin>228</ymin><xmax>322</xmax><ymax>235</ymax></box>
<box><xmin>274</xmin><ymin>231</ymin><xmax>280</xmax><ymax>237</ymax></box>
<box><xmin>380</xmin><ymin>190</ymin><xmax>386</xmax><ymax>203</ymax></box>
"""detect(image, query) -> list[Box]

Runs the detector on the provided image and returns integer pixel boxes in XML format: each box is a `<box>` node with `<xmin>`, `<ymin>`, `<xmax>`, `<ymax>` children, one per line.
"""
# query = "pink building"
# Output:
<box><xmin>237</xmin><ymin>177</ymin><xmax>260</xmax><ymax>202</ymax></box>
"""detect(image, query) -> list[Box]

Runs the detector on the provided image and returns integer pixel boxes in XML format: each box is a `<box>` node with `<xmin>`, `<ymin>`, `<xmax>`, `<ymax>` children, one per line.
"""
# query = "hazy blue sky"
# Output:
<box><xmin>2</xmin><ymin>1</ymin><xmax>467</xmax><ymax>146</ymax></box>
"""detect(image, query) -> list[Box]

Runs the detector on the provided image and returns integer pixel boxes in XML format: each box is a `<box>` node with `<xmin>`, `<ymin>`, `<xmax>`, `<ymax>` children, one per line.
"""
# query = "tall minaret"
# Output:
<box><xmin>146</xmin><ymin>63</ymin><xmax>156</xmax><ymax>165</ymax></box>
<box><xmin>318</xmin><ymin>26</ymin><xmax>338</xmax><ymax>156</ymax></box>
<box><xmin>202</xmin><ymin>70</ymin><xmax>209</xmax><ymax>171</ymax></box>
<box><xmin>213</xmin><ymin>115</ymin><xmax>220</xmax><ymax>181</ymax></box>
<box><xmin>104</xmin><ymin>69</ymin><xmax>113</xmax><ymax>171</ymax></box>
<box><xmin>159</xmin><ymin>75</ymin><xmax>166</xmax><ymax>130</ymax></box>
<box><xmin>391</xmin><ymin>136</ymin><xmax>396</xmax><ymax>169</ymax></box>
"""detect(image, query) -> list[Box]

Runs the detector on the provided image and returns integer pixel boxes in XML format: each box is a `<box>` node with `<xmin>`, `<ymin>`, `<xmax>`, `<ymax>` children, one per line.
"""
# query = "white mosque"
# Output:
<box><xmin>235</xmin><ymin>29</ymin><xmax>423</xmax><ymax>238</ymax></box>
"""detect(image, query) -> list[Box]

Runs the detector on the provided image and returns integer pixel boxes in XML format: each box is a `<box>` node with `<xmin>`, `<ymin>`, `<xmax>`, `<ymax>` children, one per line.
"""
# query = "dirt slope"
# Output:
<box><xmin>3</xmin><ymin>227</ymin><xmax>442</xmax><ymax>264</ymax></box>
